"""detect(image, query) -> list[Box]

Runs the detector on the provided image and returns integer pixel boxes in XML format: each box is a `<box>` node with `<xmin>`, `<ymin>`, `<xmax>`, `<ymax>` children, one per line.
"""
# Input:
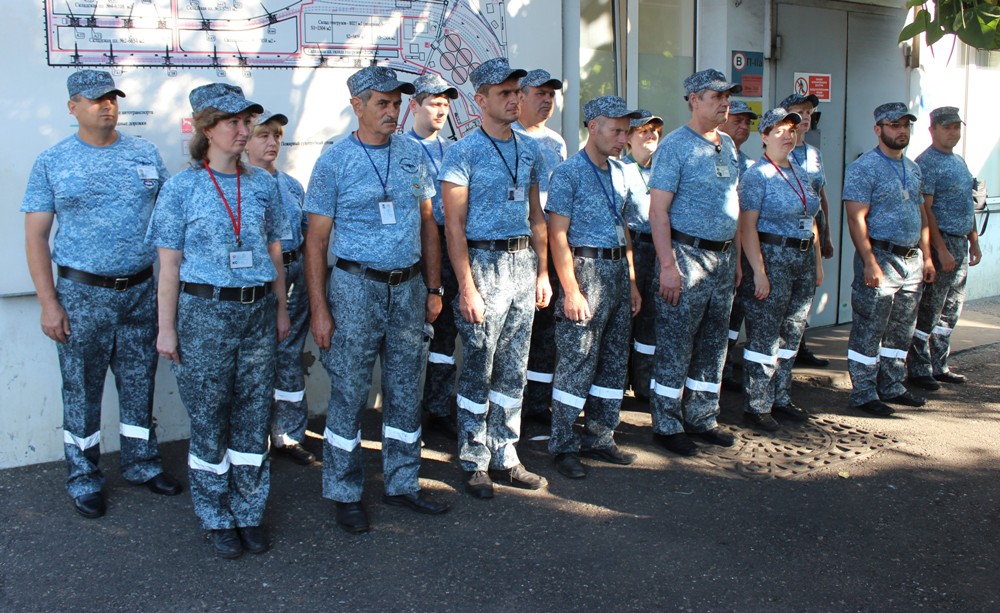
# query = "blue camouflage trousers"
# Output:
<box><xmin>524</xmin><ymin>249</ymin><xmax>559</xmax><ymax>416</ymax></box>
<box><xmin>848</xmin><ymin>248</ymin><xmax>924</xmax><ymax>405</ymax></box>
<box><xmin>740</xmin><ymin>243</ymin><xmax>816</xmax><ymax>414</ymax></box>
<box><xmin>320</xmin><ymin>267</ymin><xmax>425</xmax><ymax>502</ymax></box>
<box><xmin>454</xmin><ymin>248</ymin><xmax>537</xmax><ymax>472</ymax></box>
<box><xmin>628</xmin><ymin>237</ymin><xmax>657</xmax><ymax>399</ymax></box>
<box><xmin>173</xmin><ymin>291</ymin><xmax>276</xmax><ymax>530</ymax></box>
<box><xmin>271</xmin><ymin>259</ymin><xmax>310</xmax><ymax>446</ymax></box>
<box><xmin>908</xmin><ymin>233</ymin><xmax>969</xmax><ymax>378</ymax></box>
<box><xmin>422</xmin><ymin>228</ymin><xmax>459</xmax><ymax>418</ymax></box>
<box><xmin>722</xmin><ymin>295</ymin><xmax>745</xmax><ymax>382</ymax></box>
<box><xmin>55</xmin><ymin>276</ymin><xmax>163</xmax><ymax>498</ymax></box>
<box><xmin>549</xmin><ymin>257</ymin><xmax>632</xmax><ymax>455</ymax></box>
<box><xmin>651</xmin><ymin>243</ymin><xmax>736</xmax><ymax>435</ymax></box>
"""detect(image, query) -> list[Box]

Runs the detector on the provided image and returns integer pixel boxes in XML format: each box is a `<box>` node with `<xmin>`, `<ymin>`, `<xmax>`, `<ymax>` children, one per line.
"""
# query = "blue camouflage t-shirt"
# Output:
<box><xmin>305</xmin><ymin>133</ymin><xmax>435</xmax><ymax>270</ymax></box>
<box><xmin>648</xmin><ymin>126</ymin><xmax>740</xmax><ymax>242</ymax></box>
<box><xmin>842</xmin><ymin>148</ymin><xmax>923</xmax><ymax>247</ymax></box>
<box><xmin>622</xmin><ymin>156</ymin><xmax>652</xmax><ymax>233</ymax></box>
<box><xmin>790</xmin><ymin>143</ymin><xmax>827</xmax><ymax>194</ymax></box>
<box><xmin>736</xmin><ymin>149</ymin><xmax>754</xmax><ymax>181</ymax></box>
<box><xmin>513</xmin><ymin>122</ymin><xmax>567</xmax><ymax>206</ymax></box>
<box><xmin>546</xmin><ymin>151</ymin><xmax>631</xmax><ymax>248</ymax></box>
<box><xmin>21</xmin><ymin>132</ymin><xmax>168</xmax><ymax>276</ymax></box>
<box><xmin>739</xmin><ymin>157</ymin><xmax>821</xmax><ymax>239</ymax></box>
<box><xmin>916</xmin><ymin>146</ymin><xmax>975</xmax><ymax>236</ymax></box>
<box><xmin>146</xmin><ymin>164</ymin><xmax>289</xmax><ymax>287</ymax></box>
<box><xmin>439</xmin><ymin>128</ymin><xmax>544</xmax><ymax>241</ymax></box>
<box><xmin>275</xmin><ymin>170</ymin><xmax>306</xmax><ymax>252</ymax></box>
<box><xmin>407</xmin><ymin>129</ymin><xmax>452</xmax><ymax>226</ymax></box>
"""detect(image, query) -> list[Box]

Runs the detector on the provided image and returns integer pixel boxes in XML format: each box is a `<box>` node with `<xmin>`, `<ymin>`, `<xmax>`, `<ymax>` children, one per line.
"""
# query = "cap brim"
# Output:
<box><xmin>374</xmin><ymin>80</ymin><xmax>416</xmax><ymax>95</ymax></box>
<box><xmin>423</xmin><ymin>87</ymin><xmax>459</xmax><ymax>99</ymax></box>
<box><xmin>257</xmin><ymin>113</ymin><xmax>288</xmax><ymax>126</ymax></box>
<box><xmin>935</xmin><ymin>117</ymin><xmax>965</xmax><ymax>126</ymax></box>
<box><xmin>633</xmin><ymin>115</ymin><xmax>664</xmax><ymax>127</ymax></box>
<box><xmin>533</xmin><ymin>78</ymin><xmax>563</xmax><ymax>89</ymax></box>
<box><xmin>80</xmin><ymin>86</ymin><xmax>126</xmax><ymax>99</ymax></box>
<box><xmin>708</xmin><ymin>82</ymin><xmax>743</xmax><ymax>95</ymax></box>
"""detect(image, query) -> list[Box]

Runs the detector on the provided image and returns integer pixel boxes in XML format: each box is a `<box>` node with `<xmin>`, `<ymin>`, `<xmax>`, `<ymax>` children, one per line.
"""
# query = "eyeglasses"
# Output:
<box><xmin>878</xmin><ymin>122</ymin><xmax>912</xmax><ymax>130</ymax></box>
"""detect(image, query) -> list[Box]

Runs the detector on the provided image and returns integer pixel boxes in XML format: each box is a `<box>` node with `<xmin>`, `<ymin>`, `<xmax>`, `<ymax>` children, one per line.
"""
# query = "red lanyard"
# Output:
<box><xmin>203</xmin><ymin>160</ymin><xmax>241</xmax><ymax>245</ymax></box>
<box><xmin>764</xmin><ymin>154</ymin><xmax>807</xmax><ymax>213</ymax></box>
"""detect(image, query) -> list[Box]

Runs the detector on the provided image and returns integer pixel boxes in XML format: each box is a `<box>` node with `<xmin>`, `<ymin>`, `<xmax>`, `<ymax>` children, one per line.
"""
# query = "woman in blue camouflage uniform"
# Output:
<box><xmin>147</xmin><ymin>83</ymin><xmax>290</xmax><ymax>559</ymax></box>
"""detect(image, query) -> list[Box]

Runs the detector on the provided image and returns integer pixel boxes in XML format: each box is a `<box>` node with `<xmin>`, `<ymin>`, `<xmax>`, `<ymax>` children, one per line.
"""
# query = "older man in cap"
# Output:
<box><xmin>843</xmin><ymin>102</ymin><xmax>935</xmax><ymax>416</ymax></box>
<box><xmin>439</xmin><ymin>57</ymin><xmax>551</xmax><ymax>499</ymax></box>
<box><xmin>907</xmin><ymin>106</ymin><xmax>981</xmax><ymax>390</ymax></box>
<box><xmin>546</xmin><ymin>96</ymin><xmax>642</xmax><ymax>479</ymax></box>
<box><xmin>22</xmin><ymin>70</ymin><xmax>180</xmax><ymax>519</ymax></box>
<box><xmin>647</xmin><ymin>68</ymin><xmax>742</xmax><ymax>456</ymax></box>
<box><xmin>304</xmin><ymin>65</ymin><xmax>449</xmax><ymax>533</ymax></box>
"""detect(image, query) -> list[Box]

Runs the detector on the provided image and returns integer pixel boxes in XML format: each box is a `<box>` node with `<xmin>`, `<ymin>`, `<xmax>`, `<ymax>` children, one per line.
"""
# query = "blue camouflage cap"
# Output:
<box><xmin>779</xmin><ymin>93</ymin><xmax>819</xmax><ymax>109</ymax></box>
<box><xmin>929</xmin><ymin>106</ymin><xmax>964</xmax><ymax>126</ymax></box>
<box><xmin>470</xmin><ymin>57</ymin><xmax>527</xmax><ymax>91</ymax></box>
<box><xmin>583</xmin><ymin>96</ymin><xmax>642</xmax><ymax>127</ymax></box>
<box><xmin>874</xmin><ymin>102</ymin><xmax>917</xmax><ymax>124</ymax></box>
<box><xmin>253</xmin><ymin>110</ymin><xmax>288</xmax><ymax>127</ymax></box>
<box><xmin>520</xmin><ymin>69</ymin><xmax>563</xmax><ymax>90</ymax></box>
<box><xmin>683</xmin><ymin>68</ymin><xmax>742</xmax><ymax>98</ymax></box>
<box><xmin>630</xmin><ymin>109</ymin><xmax>663</xmax><ymax>129</ymax></box>
<box><xmin>67</xmin><ymin>70</ymin><xmax>126</xmax><ymax>99</ymax></box>
<box><xmin>728</xmin><ymin>101</ymin><xmax>759</xmax><ymax>119</ymax></box>
<box><xmin>413</xmin><ymin>73</ymin><xmax>458</xmax><ymax>99</ymax></box>
<box><xmin>347</xmin><ymin>65</ymin><xmax>415</xmax><ymax>97</ymax></box>
<box><xmin>757</xmin><ymin>107</ymin><xmax>802</xmax><ymax>134</ymax></box>
<box><xmin>189</xmin><ymin>83</ymin><xmax>263</xmax><ymax>115</ymax></box>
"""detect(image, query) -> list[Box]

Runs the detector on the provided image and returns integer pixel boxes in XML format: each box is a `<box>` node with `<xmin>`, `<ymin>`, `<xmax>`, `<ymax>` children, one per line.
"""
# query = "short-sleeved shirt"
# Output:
<box><xmin>842</xmin><ymin>148</ymin><xmax>924</xmax><ymax>247</ymax></box>
<box><xmin>21</xmin><ymin>132</ymin><xmax>168</xmax><ymax>276</ymax></box>
<box><xmin>513</xmin><ymin>122</ymin><xmax>568</xmax><ymax>206</ymax></box>
<box><xmin>546</xmin><ymin>151</ymin><xmax>631</xmax><ymax>248</ymax></box>
<box><xmin>916</xmin><ymin>146</ymin><xmax>975</xmax><ymax>236</ymax></box>
<box><xmin>736</xmin><ymin>149</ymin><xmax>754</xmax><ymax>181</ymax></box>
<box><xmin>622</xmin><ymin>156</ymin><xmax>652</xmax><ymax>233</ymax></box>
<box><xmin>648</xmin><ymin>126</ymin><xmax>740</xmax><ymax>242</ymax></box>
<box><xmin>407</xmin><ymin>129</ymin><xmax>452</xmax><ymax>226</ymax></box>
<box><xmin>146</xmin><ymin>164</ymin><xmax>289</xmax><ymax>287</ymax></box>
<box><xmin>739</xmin><ymin>157</ymin><xmax>821</xmax><ymax>239</ymax></box>
<box><xmin>304</xmin><ymin>133</ymin><xmax>435</xmax><ymax>270</ymax></box>
<box><xmin>438</xmin><ymin>128</ymin><xmax>544</xmax><ymax>241</ymax></box>
<box><xmin>275</xmin><ymin>170</ymin><xmax>306</xmax><ymax>252</ymax></box>
<box><xmin>790</xmin><ymin>143</ymin><xmax>827</xmax><ymax>194</ymax></box>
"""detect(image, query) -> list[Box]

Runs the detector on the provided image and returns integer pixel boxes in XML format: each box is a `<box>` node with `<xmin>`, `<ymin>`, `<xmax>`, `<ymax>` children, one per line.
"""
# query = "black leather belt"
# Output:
<box><xmin>573</xmin><ymin>246</ymin><xmax>624</xmax><ymax>261</ymax></box>
<box><xmin>335</xmin><ymin>259</ymin><xmax>420</xmax><ymax>286</ymax></box>
<box><xmin>282</xmin><ymin>249</ymin><xmax>300</xmax><ymax>266</ymax></box>
<box><xmin>467</xmin><ymin>236</ymin><xmax>530</xmax><ymax>252</ymax></box>
<box><xmin>671</xmin><ymin>229</ymin><xmax>733</xmax><ymax>252</ymax></box>
<box><xmin>870</xmin><ymin>239</ymin><xmax>919</xmax><ymax>259</ymax></box>
<box><xmin>758</xmin><ymin>232</ymin><xmax>814</xmax><ymax>252</ymax></box>
<box><xmin>182</xmin><ymin>282</ymin><xmax>271</xmax><ymax>303</ymax></box>
<box><xmin>630</xmin><ymin>231</ymin><xmax>654</xmax><ymax>244</ymax></box>
<box><xmin>58</xmin><ymin>265</ymin><xmax>153</xmax><ymax>291</ymax></box>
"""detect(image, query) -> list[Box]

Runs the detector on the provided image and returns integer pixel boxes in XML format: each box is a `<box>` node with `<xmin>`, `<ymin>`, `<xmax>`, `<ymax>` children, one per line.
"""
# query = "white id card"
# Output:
<box><xmin>229</xmin><ymin>250</ymin><xmax>253</xmax><ymax>269</ymax></box>
<box><xmin>379</xmin><ymin>199</ymin><xmax>397</xmax><ymax>225</ymax></box>
<box><xmin>616</xmin><ymin>225</ymin><xmax>626</xmax><ymax>245</ymax></box>
<box><xmin>715</xmin><ymin>160</ymin><xmax>730</xmax><ymax>178</ymax></box>
<box><xmin>136</xmin><ymin>165</ymin><xmax>158</xmax><ymax>180</ymax></box>
<box><xmin>799</xmin><ymin>217</ymin><xmax>812</xmax><ymax>231</ymax></box>
<box><xmin>901</xmin><ymin>189</ymin><xmax>910</xmax><ymax>201</ymax></box>
<box><xmin>508</xmin><ymin>187</ymin><xmax>525</xmax><ymax>202</ymax></box>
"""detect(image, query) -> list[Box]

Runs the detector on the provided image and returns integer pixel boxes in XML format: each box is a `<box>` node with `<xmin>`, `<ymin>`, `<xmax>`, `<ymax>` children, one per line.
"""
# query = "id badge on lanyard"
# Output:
<box><xmin>715</xmin><ymin>158</ymin><xmax>730</xmax><ymax>178</ymax></box>
<box><xmin>229</xmin><ymin>246</ymin><xmax>253</xmax><ymax>269</ymax></box>
<box><xmin>508</xmin><ymin>186</ymin><xmax>525</xmax><ymax>202</ymax></box>
<box><xmin>379</xmin><ymin>195</ymin><xmax>397</xmax><ymax>225</ymax></box>
<box><xmin>799</xmin><ymin>216</ymin><xmax>812</xmax><ymax>232</ymax></box>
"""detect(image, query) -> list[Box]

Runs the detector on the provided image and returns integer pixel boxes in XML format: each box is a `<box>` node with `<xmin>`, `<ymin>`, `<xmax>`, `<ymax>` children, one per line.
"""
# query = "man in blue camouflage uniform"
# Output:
<box><xmin>546</xmin><ymin>96</ymin><xmax>642</xmax><ymax>479</ymax></box>
<box><xmin>409</xmin><ymin>74</ymin><xmax>462</xmax><ymax>440</ymax></box>
<box><xmin>22</xmin><ymin>70</ymin><xmax>181</xmax><ymax>519</ymax></box>
<box><xmin>647</xmin><ymin>69</ymin><xmax>741</xmax><ymax>457</ymax></box>
<box><xmin>440</xmin><ymin>58</ymin><xmax>552</xmax><ymax>499</ymax></box>
<box><xmin>304</xmin><ymin>66</ymin><xmax>449</xmax><ymax>534</ymax></box>
<box><xmin>907</xmin><ymin>107</ymin><xmax>982</xmax><ymax>390</ymax></box>
<box><xmin>844</xmin><ymin>102</ymin><xmax>936</xmax><ymax>416</ymax></box>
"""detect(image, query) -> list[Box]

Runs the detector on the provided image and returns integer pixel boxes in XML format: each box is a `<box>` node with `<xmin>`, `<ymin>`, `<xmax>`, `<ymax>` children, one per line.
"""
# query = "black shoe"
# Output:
<box><xmin>277</xmin><ymin>443</ymin><xmax>316</xmax><ymax>465</ymax></box>
<box><xmin>382</xmin><ymin>491</ymin><xmax>450</xmax><ymax>515</ymax></box>
<box><xmin>72</xmin><ymin>492</ymin><xmax>106</xmax><ymax>519</ymax></box>
<box><xmin>237</xmin><ymin>526</ymin><xmax>269</xmax><ymax>554</ymax></box>
<box><xmin>491</xmin><ymin>464</ymin><xmax>548</xmax><ymax>490</ymax></box>
<box><xmin>426</xmin><ymin>414</ymin><xmax>460</xmax><ymax>438</ymax></box>
<box><xmin>881</xmin><ymin>390</ymin><xmax>926</xmax><ymax>407</ymax></box>
<box><xmin>934</xmin><ymin>371</ymin><xmax>967</xmax><ymax>385</ymax></box>
<box><xmin>795</xmin><ymin>347</ymin><xmax>829</xmax><ymax>368</ymax></box>
<box><xmin>211</xmin><ymin>529</ymin><xmax>243</xmax><ymax>559</ymax></box>
<box><xmin>690</xmin><ymin>427</ymin><xmax>736</xmax><ymax>446</ymax></box>
<box><xmin>580</xmin><ymin>444</ymin><xmax>637</xmax><ymax>465</ymax></box>
<box><xmin>653</xmin><ymin>433</ymin><xmax>698</xmax><ymax>456</ymax></box>
<box><xmin>721</xmin><ymin>374</ymin><xmax>743</xmax><ymax>393</ymax></box>
<box><xmin>523</xmin><ymin>410</ymin><xmax>553</xmax><ymax>427</ymax></box>
<box><xmin>142</xmin><ymin>472</ymin><xmax>183</xmax><ymax>496</ymax></box>
<box><xmin>772</xmin><ymin>403</ymin><xmax>811</xmax><ymax>422</ymax></box>
<box><xmin>743</xmin><ymin>412</ymin><xmax>780</xmax><ymax>432</ymax></box>
<box><xmin>466</xmin><ymin>471</ymin><xmax>494</xmax><ymax>499</ymax></box>
<box><xmin>855</xmin><ymin>399</ymin><xmax>895</xmax><ymax>416</ymax></box>
<box><xmin>335</xmin><ymin>501</ymin><xmax>370</xmax><ymax>534</ymax></box>
<box><xmin>554</xmin><ymin>453</ymin><xmax>587</xmax><ymax>479</ymax></box>
<box><xmin>908</xmin><ymin>375</ymin><xmax>941</xmax><ymax>391</ymax></box>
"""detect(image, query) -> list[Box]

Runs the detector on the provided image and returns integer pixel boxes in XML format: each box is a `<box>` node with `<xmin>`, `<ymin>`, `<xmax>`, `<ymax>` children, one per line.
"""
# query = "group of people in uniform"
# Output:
<box><xmin>22</xmin><ymin>62</ymin><xmax>980</xmax><ymax>558</ymax></box>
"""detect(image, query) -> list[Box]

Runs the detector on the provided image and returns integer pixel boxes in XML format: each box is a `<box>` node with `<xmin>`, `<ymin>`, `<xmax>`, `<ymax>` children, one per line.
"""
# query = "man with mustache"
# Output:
<box><xmin>303</xmin><ymin>65</ymin><xmax>449</xmax><ymax>534</ymax></box>
<box><xmin>843</xmin><ymin>102</ymin><xmax>935</xmax><ymax>416</ymax></box>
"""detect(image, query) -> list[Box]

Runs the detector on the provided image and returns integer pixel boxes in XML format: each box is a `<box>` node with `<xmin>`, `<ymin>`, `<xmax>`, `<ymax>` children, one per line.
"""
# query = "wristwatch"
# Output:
<box><xmin>427</xmin><ymin>287</ymin><xmax>445</xmax><ymax>296</ymax></box>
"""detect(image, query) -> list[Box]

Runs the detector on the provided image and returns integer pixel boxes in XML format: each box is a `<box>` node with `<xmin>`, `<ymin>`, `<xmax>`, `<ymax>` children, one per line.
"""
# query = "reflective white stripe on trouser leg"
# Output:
<box><xmin>589</xmin><ymin>385</ymin><xmax>624</xmax><ymax>400</ymax></box>
<box><xmin>777</xmin><ymin>349</ymin><xmax>798</xmax><ymax>361</ymax></box>
<box><xmin>489</xmin><ymin>390</ymin><xmax>523</xmax><ymax>409</ymax></box>
<box><xmin>743</xmin><ymin>349</ymin><xmax>778</xmax><ymax>366</ymax></box>
<box><xmin>552</xmin><ymin>387</ymin><xmax>586</xmax><ymax>409</ymax></box>
<box><xmin>651</xmin><ymin>379</ymin><xmax>682</xmax><ymax>399</ymax></box>
<box><xmin>274</xmin><ymin>388</ymin><xmax>305</xmax><ymax>402</ymax></box>
<box><xmin>456</xmin><ymin>394</ymin><xmax>488</xmax><ymax>415</ymax></box>
<box><xmin>913</xmin><ymin>329</ymin><xmax>930</xmax><ymax>341</ymax></box>
<box><xmin>633</xmin><ymin>340</ymin><xmax>656</xmax><ymax>355</ymax></box>
<box><xmin>227</xmin><ymin>449</ymin><xmax>266</xmax><ymax>466</ymax></box>
<box><xmin>526</xmin><ymin>370</ymin><xmax>554</xmax><ymax>383</ymax></box>
<box><xmin>685</xmin><ymin>378</ymin><xmax>721</xmax><ymax>394</ymax></box>
<box><xmin>428</xmin><ymin>352</ymin><xmax>456</xmax><ymax>365</ymax></box>
<box><xmin>384</xmin><ymin>424</ymin><xmax>422</xmax><ymax>444</ymax></box>
<box><xmin>728</xmin><ymin>329</ymin><xmax>739</xmax><ymax>341</ymax></box>
<box><xmin>63</xmin><ymin>430</ymin><xmax>101</xmax><ymax>451</ymax></box>
<box><xmin>932</xmin><ymin>325</ymin><xmax>954</xmax><ymax>337</ymax></box>
<box><xmin>879</xmin><ymin>347</ymin><xmax>908</xmax><ymax>360</ymax></box>
<box><xmin>325</xmin><ymin>428</ymin><xmax>362</xmax><ymax>451</ymax></box>
<box><xmin>847</xmin><ymin>350</ymin><xmax>879</xmax><ymax>366</ymax></box>
<box><xmin>188</xmin><ymin>453</ymin><xmax>231</xmax><ymax>475</ymax></box>
<box><xmin>119</xmin><ymin>423</ymin><xmax>150</xmax><ymax>441</ymax></box>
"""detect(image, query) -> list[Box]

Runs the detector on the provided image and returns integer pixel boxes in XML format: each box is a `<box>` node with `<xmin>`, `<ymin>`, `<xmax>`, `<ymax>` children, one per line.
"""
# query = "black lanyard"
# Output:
<box><xmin>482</xmin><ymin>128</ymin><xmax>519</xmax><ymax>186</ymax></box>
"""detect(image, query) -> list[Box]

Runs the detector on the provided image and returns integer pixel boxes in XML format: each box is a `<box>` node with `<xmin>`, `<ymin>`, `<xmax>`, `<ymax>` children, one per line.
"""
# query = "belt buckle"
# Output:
<box><xmin>506</xmin><ymin>237</ymin><xmax>521</xmax><ymax>253</ymax></box>
<box><xmin>721</xmin><ymin>240</ymin><xmax>733</xmax><ymax>253</ymax></box>
<box><xmin>610</xmin><ymin>246</ymin><xmax>622</xmax><ymax>260</ymax></box>
<box><xmin>240</xmin><ymin>286</ymin><xmax>256</xmax><ymax>304</ymax></box>
<box><xmin>113</xmin><ymin>277</ymin><xmax>130</xmax><ymax>292</ymax></box>
<box><xmin>799</xmin><ymin>239</ymin><xmax>811</xmax><ymax>252</ymax></box>
<box><xmin>904</xmin><ymin>248</ymin><xmax>919</xmax><ymax>259</ymax></box>
<box><xmin>387</xmin><ymin>270</ymin><xmax>403</xmax><ymax>286</ymax></box>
